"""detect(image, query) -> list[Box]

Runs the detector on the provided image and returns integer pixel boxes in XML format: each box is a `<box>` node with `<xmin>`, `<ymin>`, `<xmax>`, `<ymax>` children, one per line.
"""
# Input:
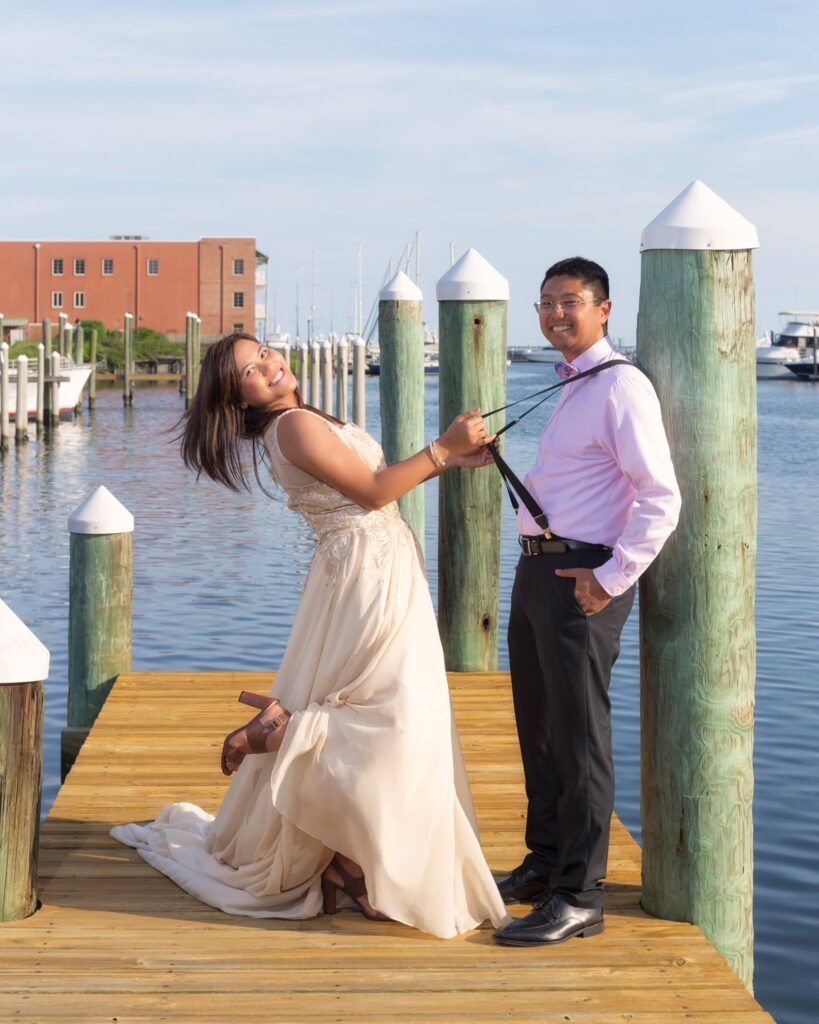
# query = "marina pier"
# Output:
<box><xmin>0</xmin><ymin>669</ymin><xmax>774</xmax><ymax>1023</ymax></box>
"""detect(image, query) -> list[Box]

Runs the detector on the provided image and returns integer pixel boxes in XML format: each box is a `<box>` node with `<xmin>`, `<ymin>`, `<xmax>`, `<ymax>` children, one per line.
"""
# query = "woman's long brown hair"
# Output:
<box><xmin>178</xmin><ymin>332</ymin><xmax>340</xmax><ymax>493</ymax></box>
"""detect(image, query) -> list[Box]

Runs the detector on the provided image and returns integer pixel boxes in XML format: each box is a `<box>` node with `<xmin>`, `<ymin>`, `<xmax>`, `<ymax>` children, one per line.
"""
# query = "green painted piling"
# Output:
<box><xmin>74</xmin><ymin>325</ymin><xmax>84</xmax><ymax>412</ymax></box>
<box><xmin>310</xmin><ymin>343</ymin><xmax>321</xmax><ymax>410</ymax></box>
<box><xmin>63</xmin><ymin>486</ymin><xmax>134</xmax><ymax>778</ymax></box>
<box><xmin>192</xmin><ymin>315</ymin><xmax>201</xmax><ymax>396</ymax></box>
<box><xmin>123</xmin><ymin>314</ymin><xmax>133</xmax><ymax>406</ymax></box>
<box><xmin>0</xmin><ymin>601</ymin><xmax>49</xmax><ymax>922</ymax></box>
<box><xmin>15</xmin><ymin>356</ymin><xmax>28</xmax><ymax>443</ymax></box>
<box><xmin>49</xmin><ymin>352</ymin><xmax>60</xmax><ymax>427</ymax></box>
<box><xmin>58</xmin><ymin>314</ymin><xmax>67</xmax><ymax>357</ymax></box>
<box><xmin>321</xmin><ymin>341</ymin><xmax>333</xmax><ymax>413</ymax></box>
<box><xmin>88</xmin><ymin>328</ymin><xmax>97</xmax><ymax>408</ymax></box>
<box><xmin>42</xmin><ymin>320</ymin><xmax>52</xmax><ymax>419</ymax></box>
<box><xmin>36</xmin><ymin>345</ymin><xmax>44</xmax><ymax>434</ymax></box>
<box><xmin>184</xmin><ymin>314</ymin><xmax>193</xmax><ymax>407</ymax></box>
<box><xmin>378</xmin><ymin>273</ymin><xmax>425</xmax><ymax>549</ymax></box>
<box><xmin>352</xmin><ymin>337</ymin><xmax>366</xmax><ymax>429</ymax></box>
<box><xmin>335</xmin><ymin>338</ymin><xmax>348</xmax><ymax>421</ymax></box>
<box><xmin>436</xmin><ymin>250</ymin><xmax>508</xmax><ymax>671</ymax></box>
<box><xmin>637</xmin><ymin>181</ymin><xmax>758</xmax><ymax>991</ymax></box>
<box><xmin>0</xmin><ymin>343</ymin><xmax>9</xmax><ymax>452</ymax></box>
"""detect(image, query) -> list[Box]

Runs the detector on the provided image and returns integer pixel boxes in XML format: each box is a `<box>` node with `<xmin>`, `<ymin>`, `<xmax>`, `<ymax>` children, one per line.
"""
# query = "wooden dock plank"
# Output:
<box><xmin>0</xmin><ymin>671</ymin><xmax>774</xmax><ymax>1022</ymax></box>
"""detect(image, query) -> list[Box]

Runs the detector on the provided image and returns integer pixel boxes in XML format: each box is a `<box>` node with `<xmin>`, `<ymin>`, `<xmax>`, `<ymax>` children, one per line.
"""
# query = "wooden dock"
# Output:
<box><xmin>1</xmin><ymin>671</ymin><xmax>775</xmax><ymax>1023</ymax></box>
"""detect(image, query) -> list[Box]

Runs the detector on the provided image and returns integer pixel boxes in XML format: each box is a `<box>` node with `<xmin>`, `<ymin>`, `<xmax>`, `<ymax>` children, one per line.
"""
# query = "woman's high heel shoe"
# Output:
<box><xmin>220</xmin><ymin>693</ymin><xmax>291</xmax><ymax>776</ymax></box>
<box><xmin>321</xmin><ymin>856</ymin><xmax>389</xmax><ymax>922</ymax></box>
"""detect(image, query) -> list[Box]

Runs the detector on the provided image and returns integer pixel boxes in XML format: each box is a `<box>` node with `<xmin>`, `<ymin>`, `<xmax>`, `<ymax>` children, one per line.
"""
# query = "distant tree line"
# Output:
<box><xmin>8</xmin><ymin>321</ymin><xmax>185</xmax><ymax>370</ymax></box>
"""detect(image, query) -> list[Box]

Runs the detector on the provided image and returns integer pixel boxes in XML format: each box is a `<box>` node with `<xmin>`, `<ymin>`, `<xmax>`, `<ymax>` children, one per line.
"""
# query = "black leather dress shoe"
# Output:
<box><xmin>495</xmin><ymin>863</ymin><xmax>552</xmax><ymax>904</ymax></box>
<box><xmin>493</xmin><ymin>892</ymin><xmax>604</xmax><ymax>946</ymax></box>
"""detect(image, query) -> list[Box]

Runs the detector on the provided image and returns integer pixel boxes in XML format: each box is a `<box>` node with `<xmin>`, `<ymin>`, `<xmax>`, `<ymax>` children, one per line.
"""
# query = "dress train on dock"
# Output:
<box><xmin>111</xmin><ymin>410</ymin><xmax>508</xmax><ymax>938</ymax></box>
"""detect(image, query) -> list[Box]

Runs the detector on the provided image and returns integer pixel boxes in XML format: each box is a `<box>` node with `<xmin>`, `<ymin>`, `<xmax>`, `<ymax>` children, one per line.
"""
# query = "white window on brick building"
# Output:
<box><xmin>233</xmin><ymin>292</ymin><xmax>245</xmax><ymax>308</ymax></box>
<box><xmin>233</xmin><ymin>258</ymin><xmax>245</xmax><ymax>275</ymax></box>
<box><xmin>74</xmin><ymin>292</ymin><xmax>85</xmax><ymax>309</ymax></box>
<box><xmin>102</xmin><ymin>258</ymin><xmax>114</xmax><ymax>275</ymax></box>
<box><xmin>147</xmin><ymin>258</ymin><xmax>159</xmax><ymax>276</ymax></box>
<box><xmin>52</xmin><ymin>258</ymin><xmax>64</xmax><ymax>275</ymax></box>
<box><xmin>51</xmin><ymin>291</ymin><xmax>63</xmax><ymax>308</ymax></box>
<box><xmin>74</xmin><ymin>258</ymin><xmax>85</xmax><ymax>276</ymax></box>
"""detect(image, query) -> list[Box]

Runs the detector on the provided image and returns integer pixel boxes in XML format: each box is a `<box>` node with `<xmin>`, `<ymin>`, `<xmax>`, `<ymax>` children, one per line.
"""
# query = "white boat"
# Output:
<box><xmin>523</xmin><ymin>347</ymin><xmax>561</xmax><ymax>364</ymax></box>
<box><xmin>5</xmin><ymin>356</ymin><xmax>93</xmax><ymax>419</ymax></box>
<box><xmin>757</xmin><ymin>312</ymin><xmax>819</xmax><ymax>379</ymax></box>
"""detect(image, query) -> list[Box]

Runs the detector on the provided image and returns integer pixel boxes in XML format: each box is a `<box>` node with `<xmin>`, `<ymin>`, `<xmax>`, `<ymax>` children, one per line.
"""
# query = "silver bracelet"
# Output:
<box><xmin>428</xmin><ymin>439</ymin><xmax>446</xmax><ymax>468</ymax></box>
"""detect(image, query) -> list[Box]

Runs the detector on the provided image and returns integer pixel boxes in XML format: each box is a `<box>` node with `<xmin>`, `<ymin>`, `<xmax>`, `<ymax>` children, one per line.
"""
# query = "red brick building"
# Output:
<box><xmin>0</xmin><ymin>237</ymin><xmax>268</xmax><ymax>341</ymax></box>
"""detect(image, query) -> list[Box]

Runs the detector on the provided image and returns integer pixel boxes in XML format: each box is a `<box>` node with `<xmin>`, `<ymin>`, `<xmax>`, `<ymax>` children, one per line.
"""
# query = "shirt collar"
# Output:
<box><xmin>569</xmin><ymin>336</ymin><xmax>615</xmax><ymax>374</ymax></box>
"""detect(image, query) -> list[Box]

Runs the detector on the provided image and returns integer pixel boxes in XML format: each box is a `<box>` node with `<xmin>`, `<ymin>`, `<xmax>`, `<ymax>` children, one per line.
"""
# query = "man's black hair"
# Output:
<box><xmin>541</xmin><ymin>257</ymin><xmax>609</xmax><ymax>301</ymax></box>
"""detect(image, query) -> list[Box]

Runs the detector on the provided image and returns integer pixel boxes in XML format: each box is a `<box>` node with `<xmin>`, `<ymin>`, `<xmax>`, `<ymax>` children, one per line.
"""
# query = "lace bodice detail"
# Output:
<box><xmin>265</xmin><ymin>410</ymin><xmax>403</xmax><ymax>542</ymax></box>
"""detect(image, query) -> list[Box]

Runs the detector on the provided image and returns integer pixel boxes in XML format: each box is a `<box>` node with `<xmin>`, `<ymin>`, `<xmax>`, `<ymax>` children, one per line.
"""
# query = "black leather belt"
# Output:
<box><xmin>519</xmin><ymin>534</ymin><xmax>612</xmax><ymax>556</ymax></box>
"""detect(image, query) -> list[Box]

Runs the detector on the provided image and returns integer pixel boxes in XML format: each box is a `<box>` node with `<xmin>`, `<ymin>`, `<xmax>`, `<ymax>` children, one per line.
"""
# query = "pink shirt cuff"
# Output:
<box><xmin>592</xmin><ymin>560</ymin><xmax>633</xmax><ymax>598</ymax></box>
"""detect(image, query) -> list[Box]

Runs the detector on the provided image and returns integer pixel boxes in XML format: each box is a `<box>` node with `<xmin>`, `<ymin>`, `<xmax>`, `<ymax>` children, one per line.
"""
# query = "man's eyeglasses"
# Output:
<box><xmin>533</xmin><ymin>298</ymin><xmax>602</xmax><ymax>315</ymax></box>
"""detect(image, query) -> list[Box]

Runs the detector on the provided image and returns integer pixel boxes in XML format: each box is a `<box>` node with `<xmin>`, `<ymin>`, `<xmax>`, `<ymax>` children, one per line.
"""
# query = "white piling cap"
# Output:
<box><xmin>0</xmin><ymin>600</ymin><xmax>50</xmax><ymax>684</ymax></box>
<box><xmin>436</xmin><ymin>248</ymin><xmax>509</xmax><ymax>301</ymax></box>
<box><xmin>640</xmin><ymin>180</ymin><xmax>759</xmax><ymax>252</ymax></box>
<box><xmin>68</xmin><ymin>485</ymin><xmax>134</xmax><ymax>535</ymax></box>
<box><xmin>380</xmin><ymin>271</ymin><xmax>422</xmax><ymax>302</ymax></box>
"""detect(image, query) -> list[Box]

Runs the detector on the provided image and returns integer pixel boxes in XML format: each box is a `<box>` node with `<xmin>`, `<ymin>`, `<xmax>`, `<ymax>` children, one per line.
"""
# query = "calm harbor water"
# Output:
<box><xmin>1</xmin><ymin>365</ymin><xmax>817</xmax><ymax>1024</ymax></box>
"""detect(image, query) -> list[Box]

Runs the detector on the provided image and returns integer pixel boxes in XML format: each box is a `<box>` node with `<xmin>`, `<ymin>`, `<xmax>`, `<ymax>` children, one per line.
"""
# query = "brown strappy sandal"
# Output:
<box><xmin>220</xmin><ymin>692</ymin><xmax>291</xmax><ymax>776</ymax></box>
<box><xmin>321</xmin><ymin>856</ymin><xmax>389</xmax><ymax>921</ymax></box>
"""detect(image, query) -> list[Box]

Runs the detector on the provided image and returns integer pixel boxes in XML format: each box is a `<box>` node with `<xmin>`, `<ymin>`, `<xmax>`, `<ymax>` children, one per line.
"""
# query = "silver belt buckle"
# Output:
<box><xmin>519</xmin><ymin>536</ymin><xmax>539</xmax><ymax>556</ymax></box>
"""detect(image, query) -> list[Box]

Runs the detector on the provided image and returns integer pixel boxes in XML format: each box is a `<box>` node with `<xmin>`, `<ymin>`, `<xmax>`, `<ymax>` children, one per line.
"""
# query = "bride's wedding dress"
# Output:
<box><xmin>111</xmin><ymin>409</ymin><xmax>508</xmax><ymax>938</ymax></box>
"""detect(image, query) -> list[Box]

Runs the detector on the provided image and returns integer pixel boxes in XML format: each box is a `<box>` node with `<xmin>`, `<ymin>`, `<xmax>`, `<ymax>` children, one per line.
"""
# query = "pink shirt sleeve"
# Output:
<box><xmin>592</xmin><ymin>374</ymin><xmax>681</xmax><ymax>597</ymax></box>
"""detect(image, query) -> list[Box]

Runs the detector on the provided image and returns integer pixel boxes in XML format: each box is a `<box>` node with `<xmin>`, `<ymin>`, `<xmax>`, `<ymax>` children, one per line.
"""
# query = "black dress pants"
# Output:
<box><xmin>508</xmin><ymin>548</ymin><xmax>635</xmax><ymax>910</ymax></box>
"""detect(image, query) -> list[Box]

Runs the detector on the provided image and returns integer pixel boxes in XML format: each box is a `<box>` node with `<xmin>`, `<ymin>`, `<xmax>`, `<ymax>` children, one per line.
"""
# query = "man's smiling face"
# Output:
<box><xmin>537</xmin><ymin>275</ymin><xmax>611</xmax><ymax>360</ymax></box>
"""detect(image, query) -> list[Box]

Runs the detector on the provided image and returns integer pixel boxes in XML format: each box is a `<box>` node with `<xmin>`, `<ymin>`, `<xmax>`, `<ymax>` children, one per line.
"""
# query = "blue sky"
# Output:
<box><xmin>3</xmin><ymin>0</ymin><xmax>819</xmax><ymax>345</ymax></box>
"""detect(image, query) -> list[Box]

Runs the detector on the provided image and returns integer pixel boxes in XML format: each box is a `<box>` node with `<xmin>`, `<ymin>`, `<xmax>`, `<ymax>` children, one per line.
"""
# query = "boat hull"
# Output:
<box><xmin>6</xmin><ymin>364</ymin><xmax>94</xmax><ymax>419</ymax></box>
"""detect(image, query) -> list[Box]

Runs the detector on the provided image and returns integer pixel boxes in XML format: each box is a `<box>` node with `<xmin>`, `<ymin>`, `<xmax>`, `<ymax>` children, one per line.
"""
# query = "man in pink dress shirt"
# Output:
<box><xmin>493</xmin><ymin>257</ymin><xmax>681</xmax><ymax>948</ymax></box>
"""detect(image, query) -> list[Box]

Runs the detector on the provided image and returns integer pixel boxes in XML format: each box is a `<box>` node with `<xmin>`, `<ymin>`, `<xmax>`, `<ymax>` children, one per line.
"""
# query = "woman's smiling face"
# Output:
<box><xmin>232</xmin><ymin>338</ymin><xmax>298</xmax><ymax>410</ymax></box>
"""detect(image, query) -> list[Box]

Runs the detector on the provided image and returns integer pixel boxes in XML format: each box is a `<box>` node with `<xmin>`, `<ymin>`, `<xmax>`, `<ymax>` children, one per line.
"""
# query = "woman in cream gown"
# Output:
<box><xmin>111</xmin><ymin>333</ymin><xmax>509</xmax><ymax>938</ymax></box>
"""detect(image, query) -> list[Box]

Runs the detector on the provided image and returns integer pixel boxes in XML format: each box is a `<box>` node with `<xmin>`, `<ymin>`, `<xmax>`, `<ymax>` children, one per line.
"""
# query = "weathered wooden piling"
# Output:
<box><xmin>0</xmin><ymin>600</ymin><xmax>48</xmax><ymax>922</ymax></box>
<box><xmin>193</xmin><ymin>315</ymin><xmax>201</xmax><ymax>395</ymax></box>
<box><xmin>352</xmin><ymin>336</ymin><xmax>366</xmax><ymax>429</ymax></box>
<box><xmin>184</xmin><ymin>313</ymin><xmax>194</xmax><ymax>407</ymax></box>
<box><xmin>88</xmin><ymin>328</ymin><xmax>97</xmax><ymax>408</ymax></box>
<box><xmin>73</xmin><ymin>325</ymin><xmax>84</xmax><ymax>412</ymax></box>
<box><xmin>58</xmin><ymin>313</ymin><xmax>67</xmax><ymax>357</ymax></box>
<box><xmin>42</xmin><ymin>320</ymin><xmax>52</xmax><ymax>419</ymax></box>
<box><xmin>436</xmin><ymin>249</ymin><xmax>508</xmax><ymax>671</ymax></box>
<box><xmin>298</xmin><ymin>341</ymin><xmax>308</xmax><ymax>398</ymax></box>
<box><xmin>637</xmin><ymin>180</ymin><xmax>758</xmax><ymax>991</ymax></box>
<box><xmin>378</xmin><ymin>271</ymin><xmax>425</xmax><ymax>548</ymax></box>
<box><xmin>36</xmin><ymin>344</ymin><xmax>44</xmax><ymax>433</ymax></box>
<box><xmin>0</xmin><ymin>342</ymin><xmax>9</xmax><ymax>451</ymax></box>
<box><xmin>335</xmin><ymin>337</ymin><xmax>348</xmax><ymax>421</ymax></box>
<box><xmin>49</xmin><ymin>352</ymin><xmax>60</xmax><ymax>427</ymax></box>
<box><xmin>123</xmin><ymin>313</ymin><xmax>134</xmax><ymax>406</ymax></box>
<box><xmin>310</xmin><ymin>342</ymin><xmax>321</xmax><ymax>410</ymax></box>
<box><xmin>15</xmin><ymin>356</ymin><xmax>28</xmax><ymax>443</ymax></box>
<box><xmin>64</xmin><ymin>324</ymin><xmax>73</xmax><ymax>366</ymax></box>
<box><xmin>321</xmin><ymin>340</ymin><xmax>333</xmax><ymax>414</ymax></box>
<box><xmin>62</xmin><ymin>486</ymin><xmax>134</xmax><ymax>778</ymax></box>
